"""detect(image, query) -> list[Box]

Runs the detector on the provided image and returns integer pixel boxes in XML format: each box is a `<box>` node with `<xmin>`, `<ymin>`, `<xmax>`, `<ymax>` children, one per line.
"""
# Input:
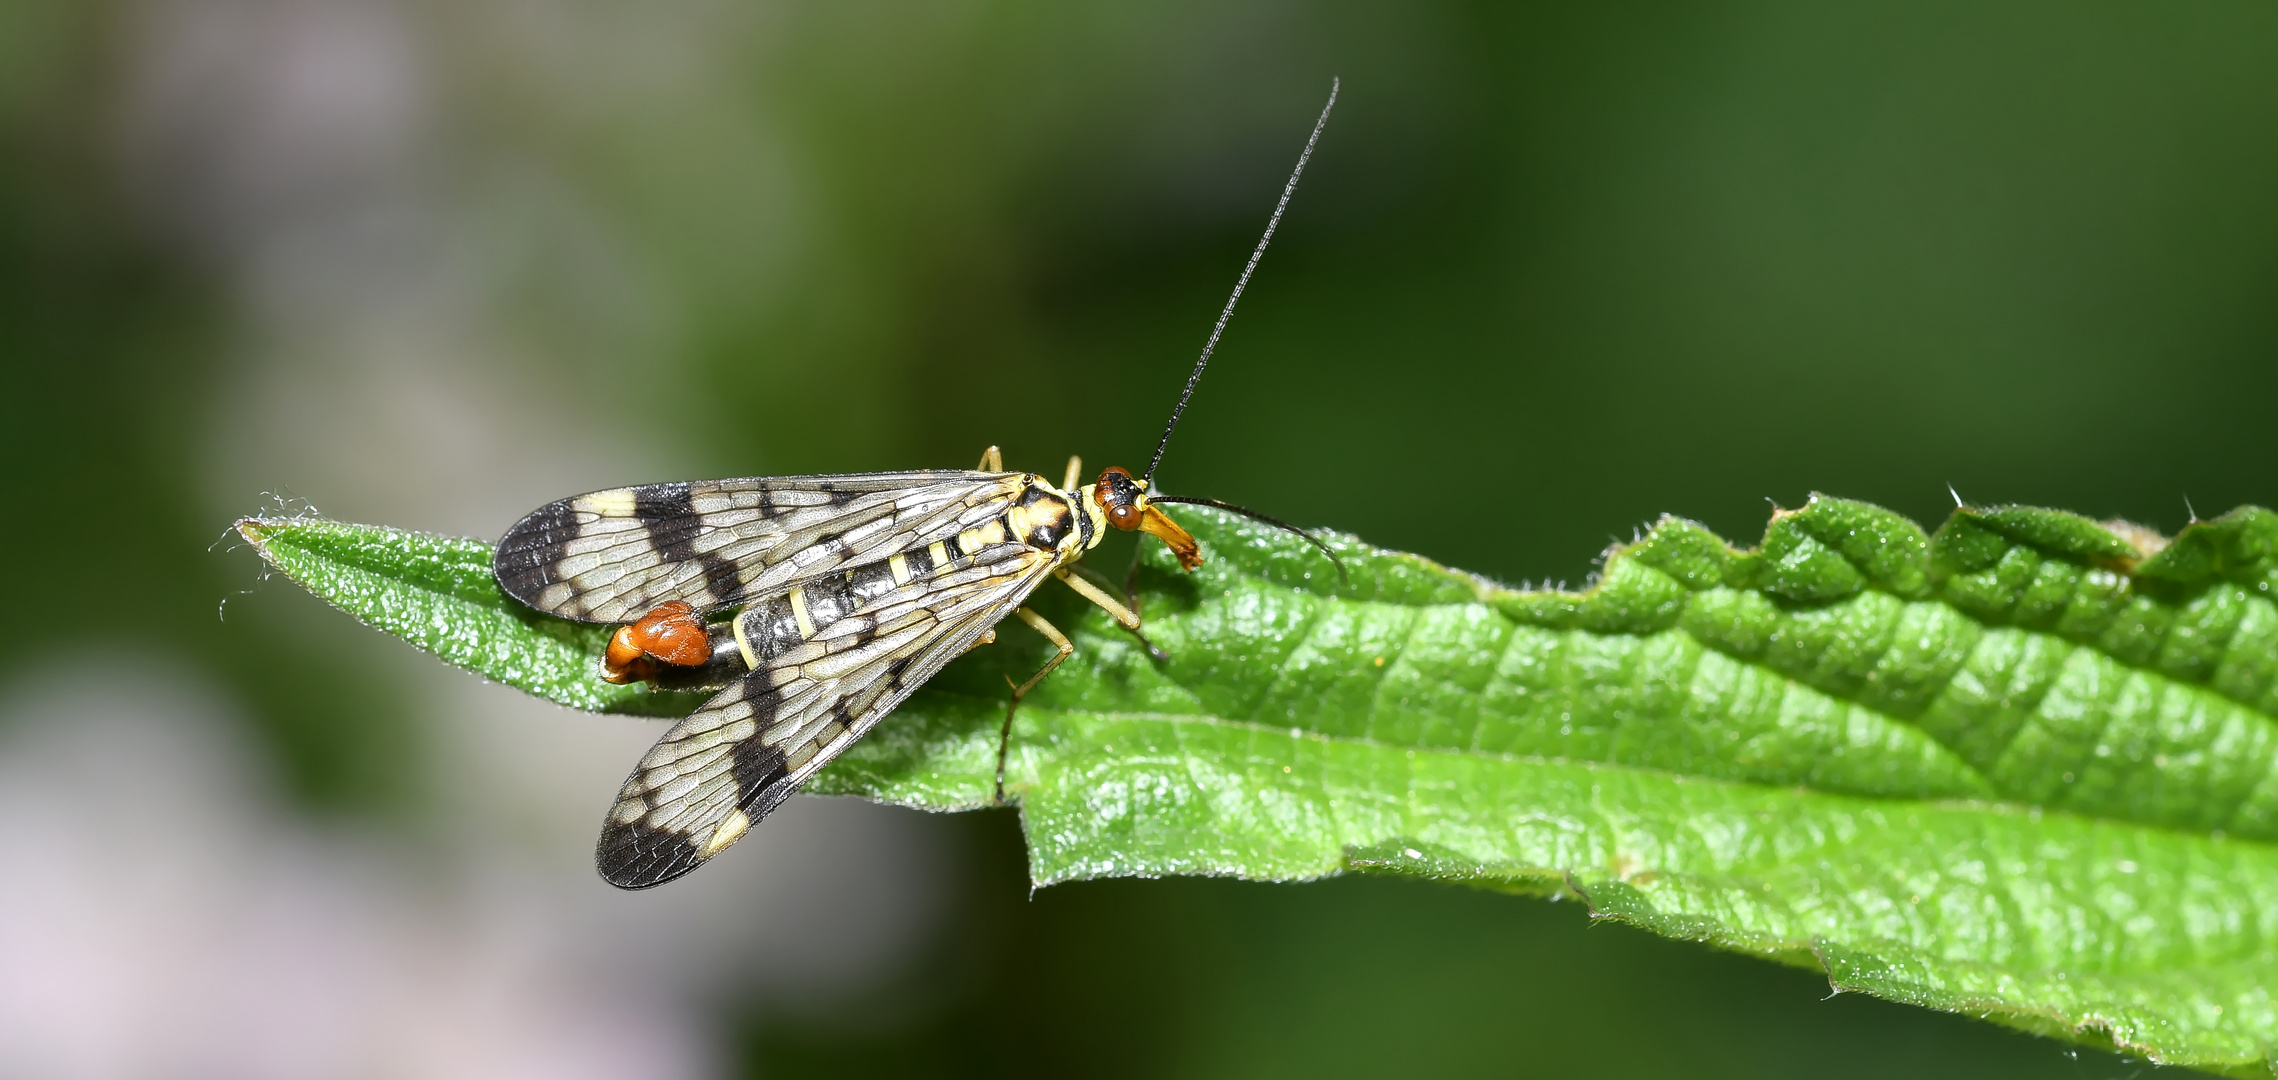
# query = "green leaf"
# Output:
<box><xmin>235</xmin><ymin>517</ymin><xmax>705</xmax><ymax>717</ymax></box>
<box><xmin>236</xmin><ymin>498</ymin><xmax>2278</xmax><ymax>1075</ymax></box>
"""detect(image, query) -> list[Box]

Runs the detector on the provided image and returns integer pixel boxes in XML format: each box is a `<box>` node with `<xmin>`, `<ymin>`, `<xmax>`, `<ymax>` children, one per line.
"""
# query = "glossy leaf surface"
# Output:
<box><xmin>238</xmin><ymin>499</ymin><xmax>2278</xmax><ymax>1075</ymax></box>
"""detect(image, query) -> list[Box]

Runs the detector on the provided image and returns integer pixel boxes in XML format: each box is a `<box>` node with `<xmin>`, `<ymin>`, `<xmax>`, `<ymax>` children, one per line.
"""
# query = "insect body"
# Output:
<box><xmin>494</xmin><ymin>80</ymin><xmax>1339</xmax><ymax>889</ymax></box>
<box><xmin>495</xmin><ymin>456</ymin><xmax>1199</xmax><ymax>887</ymax></box>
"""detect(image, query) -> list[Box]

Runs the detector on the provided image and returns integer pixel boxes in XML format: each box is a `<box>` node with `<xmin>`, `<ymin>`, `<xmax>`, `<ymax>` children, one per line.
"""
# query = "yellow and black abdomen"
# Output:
<box><xmin>727</xmin><ymin>520</ymin><xmax>1039</xmax><ymax>669</ymax></box>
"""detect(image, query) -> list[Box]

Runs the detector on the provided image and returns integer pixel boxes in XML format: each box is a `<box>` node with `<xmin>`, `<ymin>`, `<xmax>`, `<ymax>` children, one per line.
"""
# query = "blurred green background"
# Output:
<box><xmin>7</xmin><ymin>0</ymin><xmax>2275</xmax><ymax>1075</ymax></box>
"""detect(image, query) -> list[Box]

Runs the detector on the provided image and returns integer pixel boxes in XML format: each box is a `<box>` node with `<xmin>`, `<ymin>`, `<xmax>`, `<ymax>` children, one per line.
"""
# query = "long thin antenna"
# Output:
<box><xmin>1142</xmin><ymin>77</ymin><xmax>1339</xmax><ymax>487</ymax></box>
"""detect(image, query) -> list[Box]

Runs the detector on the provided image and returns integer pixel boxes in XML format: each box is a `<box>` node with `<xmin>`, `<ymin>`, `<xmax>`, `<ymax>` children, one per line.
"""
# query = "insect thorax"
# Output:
<box><xmin>1009</xmin><ymin>479</ymin><xmax>1094</xmax><ymax>559</ymax></box>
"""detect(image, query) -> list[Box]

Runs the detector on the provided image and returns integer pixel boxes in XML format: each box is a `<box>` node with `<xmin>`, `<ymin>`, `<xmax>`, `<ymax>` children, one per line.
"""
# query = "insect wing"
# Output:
<box><xmin>596</xmin><ymin>544</ymin><xmax>1054</xmax><ymax>888</ymax></box>
<box><xmin>494</xmin><ymin>471</ymin><xmax>1024</xmax><ymax>623</ymax></box>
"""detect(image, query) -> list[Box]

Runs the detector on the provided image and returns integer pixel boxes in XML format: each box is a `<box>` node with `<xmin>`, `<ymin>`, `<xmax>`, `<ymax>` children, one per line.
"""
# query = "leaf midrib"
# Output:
<box><xmin>1001</xmin><ymin>692</ymin><xmax>2278</xmax><ymax>867</ymax></box>
<box><xmin>1134</xmin><ymin>566</ymin><xmax>2278</xmax><ymax>843</ymax></box>
<box><xmin>1011</xmin><ymin>696</ymin><xmax>2278</xmax><ymax>985</ymax></box>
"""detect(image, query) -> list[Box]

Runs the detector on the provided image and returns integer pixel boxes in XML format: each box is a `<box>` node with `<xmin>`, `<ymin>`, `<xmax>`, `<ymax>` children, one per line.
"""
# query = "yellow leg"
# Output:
<box><xmin>1061</xmin><ymin>455</ymin><xmax>1083</xmax><ymax>491</ymax></box>
<box><xmin>976</xmin><ymin>445</ymin><xmax>1004</xmax><ymax>472</ymax></box>
<box><xmin>1008</xmin><ymin>608</ymin><xmax>1074</xmax><ymax>696</ymax></box>
<box><xmin>1062</xmin><ymin>566</ymin><xmax>1168</xmax><ymax>661</ymax></box>
<box><xmin>1055</xmin><ymin>567</ymin><xmax>1138</xmax><ymax>629</ymax></box>
<box><xmin>996</xmin><ymin>606</ymin><xmax>1075</xmax><ymax>803</ymax></box>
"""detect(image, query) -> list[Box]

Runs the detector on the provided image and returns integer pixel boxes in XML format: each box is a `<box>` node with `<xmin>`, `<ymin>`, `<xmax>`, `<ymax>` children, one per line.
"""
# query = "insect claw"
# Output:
<box><xmin>1127</xmin><ymin>625</ymin><xmax>1170</xmax><ymax>663</ymax></box>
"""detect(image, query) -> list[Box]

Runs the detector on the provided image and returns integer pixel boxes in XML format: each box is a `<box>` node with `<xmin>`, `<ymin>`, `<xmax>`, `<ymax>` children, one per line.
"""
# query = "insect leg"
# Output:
<box><xmin>976</xmin><ymin>445</ymin><xmax>1004</xmax><ymax>471</ymax></box>
<box><xmin>1053</xmin><ymin>567</ymin><xmax>1138</xmax><ymax>628</ymax></box>
<box><xmin>1061</xmin><ymin>455</ymin><xmax>1082</xmax><ymax>491</ymax></box>
<box><xmin>995</xmin><ymin>606</ymin><xmax>1074</xmax><ymax>804</ymax></box>
<box><xmin>958</xmin><ymin>627</ymin><xmax>998</xmax><ymax>656</ymax></box>
<box><xmin>1059</xmin><ymin>566</ymin><xmax>1168</xmax><ymax>662</ymax></box>
<box><xmin>1120</xmin><ymin>553</ymin><xmax>1152</xmax><ymax>622</ymax></box>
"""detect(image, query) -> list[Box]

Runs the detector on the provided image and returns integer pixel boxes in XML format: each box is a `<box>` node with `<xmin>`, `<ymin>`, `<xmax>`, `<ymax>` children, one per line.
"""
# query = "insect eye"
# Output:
<box><xmin>1109</xmin><ymin>504</ymin><xmax>1140</xmax><ymax>530</ymax></box>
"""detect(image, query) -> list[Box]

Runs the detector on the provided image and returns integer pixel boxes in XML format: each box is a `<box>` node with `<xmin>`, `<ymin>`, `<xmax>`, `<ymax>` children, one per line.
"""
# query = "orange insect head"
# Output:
<box><xmin>1093</xmin><ymin>465</ymin><xmax>1201</xmax><ymax>570</ymax></box>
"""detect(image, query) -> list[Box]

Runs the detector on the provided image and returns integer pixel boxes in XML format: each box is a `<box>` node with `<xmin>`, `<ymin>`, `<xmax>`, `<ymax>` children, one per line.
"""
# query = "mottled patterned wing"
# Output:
<box><xmin>493</xmin><ymin>471</ymin><xmax>1024</xmax><ymax>623</ymax></box>
<box><xmin>596</xmin><ymin>542</ymin><xmax>1054</xmax><ymax>888</ymax></box>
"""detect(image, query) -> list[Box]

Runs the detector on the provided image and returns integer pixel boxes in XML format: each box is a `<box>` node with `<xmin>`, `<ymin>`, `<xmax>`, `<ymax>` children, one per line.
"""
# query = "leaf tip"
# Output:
<box><xmin>232</xmin><ymin>515</ymin><xmax>284</xmax><ymax>556</ymax></box>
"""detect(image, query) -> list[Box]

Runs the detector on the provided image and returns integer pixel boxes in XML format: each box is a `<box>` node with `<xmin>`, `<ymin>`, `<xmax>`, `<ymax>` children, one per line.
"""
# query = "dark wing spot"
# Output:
<box><xmin>636</xmin><ymin>483</ymin><xmax>743</xmax><ymax>607</ymax></box>
<box><xmin>596</xmin><ymin>823</ymin><xmax>704</xmax><ymax>890</ymax></box>
<box><xmin>494</xmin><ymin>499</ymin><xmax>584</xmax><ymax>608</ymax></box>
<box><xmin>732</xmin><ymin>739</ymin><xmax>793</xmax><ymax>818</ymax></box>
<box><xmin>595</xmin><ymin>677</ymin><xmax>804</xmax><ymax>890</ymax></box>
<box><xmin>634</xmin><ymin>483</ymin><xmax>698</xmax><ymax>553</ymax></box>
